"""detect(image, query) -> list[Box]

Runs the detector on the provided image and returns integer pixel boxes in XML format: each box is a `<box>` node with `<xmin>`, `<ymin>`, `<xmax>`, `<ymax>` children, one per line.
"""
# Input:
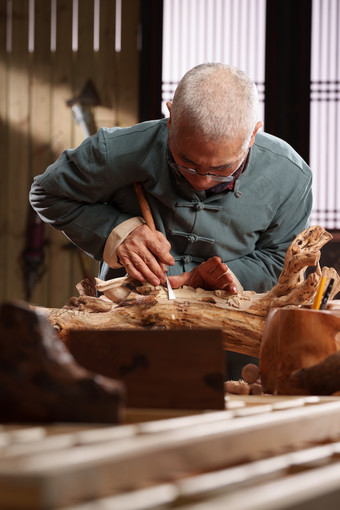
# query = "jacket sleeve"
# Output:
<box><xmin>226</xmin><ymin>174</ymin><xmax>313</xmax><ymax>293</ymax></box>
<box><xmin>29</xmin><ymin>131</ymin><xmax>135</xmax><ymax>261</ymax></box>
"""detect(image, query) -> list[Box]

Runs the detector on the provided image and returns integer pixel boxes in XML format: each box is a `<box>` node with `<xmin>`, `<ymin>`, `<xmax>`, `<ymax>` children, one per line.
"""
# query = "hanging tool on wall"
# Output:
<box><xmin>67</xmin><ymin>79</ymin><xmax>100</xmax><ymax>138</ymax></box>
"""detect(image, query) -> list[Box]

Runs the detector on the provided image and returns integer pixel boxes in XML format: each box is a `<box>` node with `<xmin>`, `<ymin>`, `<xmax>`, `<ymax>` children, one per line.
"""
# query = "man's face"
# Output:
<box><xmin>168</xmin><ymin>124</ymin><xmax>248</xmax><ymax>191</ymax></box>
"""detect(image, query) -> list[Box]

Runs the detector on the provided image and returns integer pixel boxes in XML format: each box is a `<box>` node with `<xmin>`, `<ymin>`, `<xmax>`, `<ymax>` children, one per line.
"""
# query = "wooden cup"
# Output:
<box><xmin>259</xmin><ymin>308</ymin><xmax>340</xmax><ymax>395</ymax></box>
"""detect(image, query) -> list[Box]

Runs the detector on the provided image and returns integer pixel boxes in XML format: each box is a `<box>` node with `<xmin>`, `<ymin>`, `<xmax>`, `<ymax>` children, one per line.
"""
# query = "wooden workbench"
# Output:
<box><xmin>1</xmin><ymin>395</ymin><xmax>340</xmax><ymax>509</ymax></box>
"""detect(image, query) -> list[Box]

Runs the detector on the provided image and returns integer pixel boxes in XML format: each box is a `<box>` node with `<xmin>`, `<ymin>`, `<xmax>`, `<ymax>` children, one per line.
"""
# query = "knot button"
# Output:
<box><xmin>188</xmin><ymin>234</ymin><xmax>197</xmax><ymax>243</ymax></box>
<box><xmin>234</xmin><ymin>191</ymin><xmax>242</xmax><ymax>198</ymax></box>
<box><xmin>194</xmin><ymin>202</ymin><xmax>204</xmax><ymax>211</ymax></box>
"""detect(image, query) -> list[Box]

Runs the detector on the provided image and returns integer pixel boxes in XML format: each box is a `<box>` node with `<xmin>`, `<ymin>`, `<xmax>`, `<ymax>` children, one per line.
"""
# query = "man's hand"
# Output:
<box><xmin>168</xmin><ymin>256</ymin><xmax>237</xmax><ymax>293</ymax></box>
<box><xmin>116</xmin><ymin>224</ymin><xmax>175</xmax><ymax>286</ymax></box>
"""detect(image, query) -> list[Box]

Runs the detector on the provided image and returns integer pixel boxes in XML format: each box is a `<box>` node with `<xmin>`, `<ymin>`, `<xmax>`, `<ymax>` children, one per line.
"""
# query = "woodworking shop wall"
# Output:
<box><xmin>0</xmin><ymin>0</ymin><xmax>140</xmax><ymax>308</ymax></box>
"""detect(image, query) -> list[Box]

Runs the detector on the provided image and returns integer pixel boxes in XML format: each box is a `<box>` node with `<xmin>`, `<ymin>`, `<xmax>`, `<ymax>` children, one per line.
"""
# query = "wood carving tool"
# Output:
<box><xmin>133</xmin><ymin>182</ymin><xmax>176</xmax><ymax>300</ymax></box>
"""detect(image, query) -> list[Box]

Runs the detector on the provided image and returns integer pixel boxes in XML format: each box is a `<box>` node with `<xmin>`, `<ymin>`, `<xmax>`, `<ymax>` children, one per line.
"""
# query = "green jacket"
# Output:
<box><xmin>29</xmin><ymin>118</ymin><xmax>313</xmax><ymax>292</ymax></box>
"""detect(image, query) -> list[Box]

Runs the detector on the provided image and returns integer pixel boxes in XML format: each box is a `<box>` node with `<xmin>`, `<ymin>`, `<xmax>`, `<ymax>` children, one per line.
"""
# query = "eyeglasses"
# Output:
<box><xmin>167</xmin><ymin>150</ymin><xmax>240</xmax><ymax>183</ymax></box>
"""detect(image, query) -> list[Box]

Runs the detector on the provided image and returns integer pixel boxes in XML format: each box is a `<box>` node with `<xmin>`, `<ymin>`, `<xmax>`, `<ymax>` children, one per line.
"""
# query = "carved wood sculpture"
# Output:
<box><xmin>0</xmin><ymin>301</ymin><xmax>125</xmax><ymax>423</ymax></box>
<box><xmin>39</xmin><ymin>225</ymin><xmax>340</xmax><ymax>363</ymax></box>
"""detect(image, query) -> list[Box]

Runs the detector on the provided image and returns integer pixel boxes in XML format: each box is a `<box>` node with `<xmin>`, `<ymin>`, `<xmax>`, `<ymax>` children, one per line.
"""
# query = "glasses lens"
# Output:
<box><xmin>178</xmin><ymin>166</ymin><xmax>234</xmax><ymax>183</ymax></box>
<box><xmin>167</xmin><ymin>149</ymin><xmax>236</xmax><ymax>183</ymax></box>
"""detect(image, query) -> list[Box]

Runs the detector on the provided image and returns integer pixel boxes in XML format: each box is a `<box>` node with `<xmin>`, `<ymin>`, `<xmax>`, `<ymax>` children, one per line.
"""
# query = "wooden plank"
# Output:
<box><xmin>0</xmin><ymin>0</ymin><xmax>8</xmax><ymax>301</ymax></box>
<box><xmin>5</xmin><ymin>0</ymin><xmax>30</xmax><ymax>302</ymax></box>
<box><xmin>68</xmin><ymin>0</ymin><xmax>99</xmax><ymax>295</ymax></box>
<box><xmin>27</xmin><ymin>0</ymin><xmax>52</xmax><ymax>306</ymax></box>
<box><xmin>60</xmin><ymin>446</ymin><xmax>340</xmax><ymax>510</ymax></box>
<box><xmin>94</xmin><ymin>0</ymin><xmax>118</xmax><ymax>128</ymax></box>
<box><xmin>72</xmin><ymin>0</ymin><xmax>95</xmax><ymax>147</ymax></box>
<box><xmin>50</xmin><ymin>0</ymin><xmax>73</xmax><ymax>165</ymax></box>
<box><xmin>175</xmin><ymin>442</ymin><xmax>340</xmax><ymax>503</ymax></box>
<box><xmin>48</xmin><ymin>0</ymin><xmax>74</xmax><ymax>308</ymax></box>
<box><xmin>2</xmin><ymin>398</ymin><xmax>332</xmax><ymax>454</ymax></box>
<box><xmin>117</xmin><ymin>0</ymin><xmax>140</xmax><ymax>126</ymax></box>
<box><xmin>178</xmin><ymin>461</ymin><xmax>340</xmax><ymax>510</ymax></box>
<box><xmin>61</xmin><ymin>484</ymin><xmax>178</xmax><ymax>510</ymax></box>
<box><xmin>0</xmin><ymin>424</ymin><xmax>137</xmax><ymax>459</ymax></box>
<box><xmin>65</xmin><ymin>329</ymin><xmax>226</xmax><ymax>410</ymax></box>
<box><xmin>0</xmin><ymin>400</ymin><xmax>340</xmax><ymax>508</ymax></box>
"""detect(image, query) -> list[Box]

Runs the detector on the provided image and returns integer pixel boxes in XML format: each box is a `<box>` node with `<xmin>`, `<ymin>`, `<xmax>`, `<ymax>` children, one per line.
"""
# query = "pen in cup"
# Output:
<box><xmin>319</xmin><ymin>278</ymin><xmax>335</xmax><ymax>310</ymax></box>
<box><xmin>312</xmin><ymin>276</ymin><xmax>326</xmax><ymax>310</ymax></box>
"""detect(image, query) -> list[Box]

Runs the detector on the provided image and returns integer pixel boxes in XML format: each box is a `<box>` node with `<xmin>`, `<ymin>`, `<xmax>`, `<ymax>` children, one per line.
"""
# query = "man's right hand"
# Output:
<box><xmin>168</xmin><ymin>256</ymin><xmax>238</xmax><ymax>293</ymax></box>
<box><xmin>116</xmin><ymin>224</ymin><xmax>175</xmax><ymax>286</ymax></box>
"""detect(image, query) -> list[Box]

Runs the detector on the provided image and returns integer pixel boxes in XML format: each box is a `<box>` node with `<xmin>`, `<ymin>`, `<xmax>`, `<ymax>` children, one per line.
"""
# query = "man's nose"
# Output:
<box><xmin>195</xmin><ymin>173</ymin><xmax>216</xmax><ymax>184</ymax></box>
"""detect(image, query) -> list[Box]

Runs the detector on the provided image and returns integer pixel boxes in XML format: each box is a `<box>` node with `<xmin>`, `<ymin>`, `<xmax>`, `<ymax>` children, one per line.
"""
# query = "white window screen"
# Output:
<box><xmin>162</xmin><ymin>0</ymin><xmax>266</xmax><ymax>122</ymax></box>
<box><xmin>310</xmin><ymin>0</ymin><xmax>340</xmax><ymax>229</ymax></box>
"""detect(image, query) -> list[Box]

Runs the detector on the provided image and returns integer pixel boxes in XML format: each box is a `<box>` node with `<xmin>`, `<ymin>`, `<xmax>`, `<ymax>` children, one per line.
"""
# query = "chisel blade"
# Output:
<box><xmin>165</xmin><ymin>274</ymin><xmax>176</xmax><ymax>300</ymax></box>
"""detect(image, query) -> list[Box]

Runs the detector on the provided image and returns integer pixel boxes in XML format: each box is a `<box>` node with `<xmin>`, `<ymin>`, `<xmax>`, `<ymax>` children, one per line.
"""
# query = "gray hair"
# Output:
<box><xmin>170</xmin><ymin>63</ymin><xmax>259</xmax><ymax>148</ymax></box>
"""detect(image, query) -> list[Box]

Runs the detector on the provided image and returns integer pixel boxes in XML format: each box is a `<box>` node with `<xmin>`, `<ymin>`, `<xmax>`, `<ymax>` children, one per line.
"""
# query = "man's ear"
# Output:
<box><xmin>166</xmin><ymin>102</ymin><xmax>172</xmax><ymax>130</ymax></box>
<box><xmin>249</xmin><ymin>121</ymin><xmax>263</xmax><ymax>148</ymax></box>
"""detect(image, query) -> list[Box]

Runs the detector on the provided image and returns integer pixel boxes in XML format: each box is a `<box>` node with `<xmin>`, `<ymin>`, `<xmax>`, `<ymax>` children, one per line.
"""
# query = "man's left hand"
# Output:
<box><xmin>168</xmin><ymin>256</ymin><xmax>237</xmax><ymax>293</ymax></box>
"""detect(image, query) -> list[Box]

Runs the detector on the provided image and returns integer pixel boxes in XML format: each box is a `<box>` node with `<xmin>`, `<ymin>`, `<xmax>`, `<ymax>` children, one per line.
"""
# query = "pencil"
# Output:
<box><xmin>312</xmin><ymin>276</ymin><xmax>326</xmax><ymax>310</ymax></box>
<box><xmin>319</xmin><ymin>278</ymin><xmax>335</xmax><ymax>310</ymax></box>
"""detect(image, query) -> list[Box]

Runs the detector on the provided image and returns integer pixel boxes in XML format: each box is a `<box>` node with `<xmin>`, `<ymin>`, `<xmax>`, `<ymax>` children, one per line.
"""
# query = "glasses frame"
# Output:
<box><xmin>167</xmin><ymin>150</ymin><xmax>243</xmax><ymax>183</ymax></box>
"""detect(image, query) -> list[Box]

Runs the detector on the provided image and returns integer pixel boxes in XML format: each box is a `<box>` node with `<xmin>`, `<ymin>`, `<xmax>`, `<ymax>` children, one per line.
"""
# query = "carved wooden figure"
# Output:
<box><xmin>40</xmin><ymin>226</ymin><xmax>340</xmax><ymax>361</ymax></box>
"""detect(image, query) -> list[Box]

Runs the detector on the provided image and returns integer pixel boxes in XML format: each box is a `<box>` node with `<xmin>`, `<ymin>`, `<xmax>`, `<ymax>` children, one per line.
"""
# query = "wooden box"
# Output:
<box><xmin>65</xmin><ymin>328</ymin><xmax>226</xmax><ymax>410</ymax></box>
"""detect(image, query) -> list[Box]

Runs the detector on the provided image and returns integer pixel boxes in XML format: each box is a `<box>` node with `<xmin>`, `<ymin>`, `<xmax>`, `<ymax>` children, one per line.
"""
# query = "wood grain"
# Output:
<box><xmin>0</xmin><ymin>0</ymin><xmax>140</xmax><ymax>308</ymax></box>
<box><xmin>260</xmin><ymin>307</ymin><xmax>340</xmax><ymax>394</ymax></box>
<box><xmin>0</xmin><ymin>398</ymin><xmax>340</xmax><ymax>508</ymax></box>
<box><xmin>5</xmin><ymin>0</ymin><xmax>30</xmax><ymax>302</ymax></box>
<box><xmin>65</xmin><ymin>328</ymin><xmax>226</xmax><ymax>410</ymax></box>
<box><xmin>0</xmin><ymin>0</ymin><xmax>8</xmax><ymax>302</ymax></box>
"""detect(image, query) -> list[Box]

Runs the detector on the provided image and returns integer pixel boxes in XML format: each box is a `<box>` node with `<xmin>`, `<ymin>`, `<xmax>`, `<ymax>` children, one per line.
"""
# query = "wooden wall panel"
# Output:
<box><xmin>95</xmin><ymin>0</ymin><xmax>117</xmax><ymax>127</ymax></box>
<box><xmin>29</xmin><ymin>0</ymin><xmax>52</xmax><ymax>306</ymax></box>
<box><xmin>118</xmin><ymin>0</ymin><xmax>140</xmax><ymax>126</ymax></box>
<box><xmin>48</xmin><ymin>0</ymin><xmax>74</xmax><ymax>308</ymax></box>
<box><xmin>6</xmin><ymin>0</ymin><xmax>30</xmax><ymax>302</ymax></box>
<box><xmin>0</xmin><ymin>0</ymin><xmax>140</xmax><ymax>308</ymax></box>
<box><xmin>70</xmin><ymin>0</ymin><xmax>98</xmax><ymax>298</ymax></box>
<box><xmin>0</xmin><ymin>0</ymin><xmax>8</xmax><ymax>300</ymax></box>
<box><xmin>73</xmin><ymin>0</ymin><xmax>95</xmax><ymax>147</ymax></box>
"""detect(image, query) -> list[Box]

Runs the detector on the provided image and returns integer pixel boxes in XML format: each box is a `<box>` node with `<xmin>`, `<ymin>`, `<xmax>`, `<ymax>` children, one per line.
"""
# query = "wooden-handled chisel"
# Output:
<box><xmin>133</xmin><ymin>182</ymin><xmax>176</xmax><ymax>300</ymax></box>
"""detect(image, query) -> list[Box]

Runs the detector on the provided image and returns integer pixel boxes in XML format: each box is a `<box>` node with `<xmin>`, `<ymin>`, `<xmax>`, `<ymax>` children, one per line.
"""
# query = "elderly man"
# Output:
<box><xmin>30</xmin><ymin>63</ymin><xmax>312</xmax><ymax>374</ymax></box>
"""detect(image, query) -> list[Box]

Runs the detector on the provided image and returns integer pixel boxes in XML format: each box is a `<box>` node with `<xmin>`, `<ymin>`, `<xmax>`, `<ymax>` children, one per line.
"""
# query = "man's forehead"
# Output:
<box><xmin>170</xmin><ymin>129</ymin><xmax>244</xmax><ymax>163</ymax></box>
<box><xmin>177</xmin><ymin>148</ymin><xmax>243</xmax><ymax>171</ymax></box>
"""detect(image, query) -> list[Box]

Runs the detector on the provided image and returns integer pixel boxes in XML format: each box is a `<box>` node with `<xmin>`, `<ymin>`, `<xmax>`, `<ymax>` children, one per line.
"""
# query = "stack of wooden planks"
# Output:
<box><xmin>1</xmin><ymin>395</ymin><xmax>340</xmax><ymax>509</ymax></box>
